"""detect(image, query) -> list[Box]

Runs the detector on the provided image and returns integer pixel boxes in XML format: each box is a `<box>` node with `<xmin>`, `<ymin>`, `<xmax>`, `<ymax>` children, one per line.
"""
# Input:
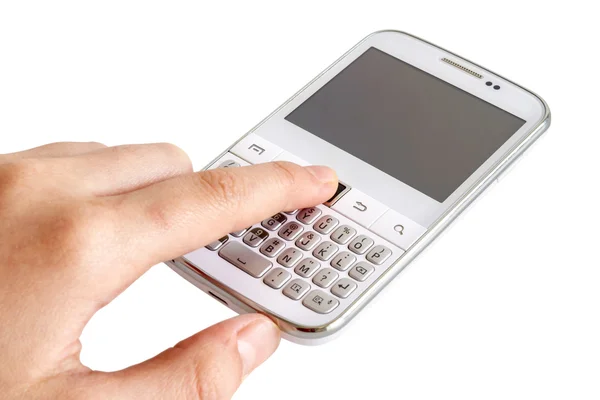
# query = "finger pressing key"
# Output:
<box><xmin>104</xmin><ymin>161</ymin><xmax>337</xmax><ymax>291</ymax></box>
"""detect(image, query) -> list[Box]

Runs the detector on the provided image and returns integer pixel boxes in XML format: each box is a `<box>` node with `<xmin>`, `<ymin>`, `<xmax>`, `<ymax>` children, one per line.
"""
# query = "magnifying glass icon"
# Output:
<box><xmin>394</xmin><ymin>224</ymin><xmax>404</xmax><ymax>235</ymax></box>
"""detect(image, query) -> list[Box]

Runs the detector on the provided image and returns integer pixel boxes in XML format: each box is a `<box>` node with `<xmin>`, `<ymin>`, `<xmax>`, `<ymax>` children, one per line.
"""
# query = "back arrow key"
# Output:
<box><xmin>353</xmin><ymin>201</ymin><xmax>367</xmax><ymax>212</ymax></box>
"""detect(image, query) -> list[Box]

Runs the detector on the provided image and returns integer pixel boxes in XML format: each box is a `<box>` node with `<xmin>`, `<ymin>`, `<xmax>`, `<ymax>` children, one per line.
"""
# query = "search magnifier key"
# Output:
<box><xmin>370</xmin><ymin>210</ymin><xmax>426</xmax><ymax>250</ymax></box>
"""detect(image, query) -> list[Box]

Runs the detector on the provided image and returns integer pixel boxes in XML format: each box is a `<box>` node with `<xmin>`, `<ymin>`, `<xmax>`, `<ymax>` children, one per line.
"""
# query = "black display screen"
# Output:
<box><xmin>285</xmin><ymin>47</ymin><xmax>525</xmax><ymax>202</ymax></box>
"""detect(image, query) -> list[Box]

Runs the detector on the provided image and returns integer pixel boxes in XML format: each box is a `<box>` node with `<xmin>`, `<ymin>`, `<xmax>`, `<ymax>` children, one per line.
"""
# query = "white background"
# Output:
<box><xmin>1</xmin><ymin>1</ymin><xmax>598</xmax><ymax>399</ymax></box>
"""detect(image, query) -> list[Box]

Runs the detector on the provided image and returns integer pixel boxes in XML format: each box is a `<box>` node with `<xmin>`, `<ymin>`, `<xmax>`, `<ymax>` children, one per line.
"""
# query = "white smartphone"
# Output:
<box><xmin>166</xmin><ymin>31</ymin><xmax>551</xmax><ymax>345</ymax></box>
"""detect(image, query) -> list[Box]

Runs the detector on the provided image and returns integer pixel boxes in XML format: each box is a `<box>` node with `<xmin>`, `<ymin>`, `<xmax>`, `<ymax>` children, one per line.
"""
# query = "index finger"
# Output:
<box><xmin>108</xmin><ymin>161</ymin><xmax>337</xmax><ymax>273</ymax></box>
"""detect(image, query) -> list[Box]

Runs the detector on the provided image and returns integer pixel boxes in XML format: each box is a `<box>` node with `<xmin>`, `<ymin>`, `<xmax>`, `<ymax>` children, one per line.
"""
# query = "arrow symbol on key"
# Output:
<box><xmin>353</xmin><ymin>202</ymin><xmax>368</xmax><ymax>212</ymax></box>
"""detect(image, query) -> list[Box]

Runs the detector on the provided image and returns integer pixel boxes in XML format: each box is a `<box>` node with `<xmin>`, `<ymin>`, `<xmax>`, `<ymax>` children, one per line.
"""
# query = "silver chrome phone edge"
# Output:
<box><xmin>166</xmin><ymin>30</ymin><xmax>551</xmax><ymax>344</ymax></box>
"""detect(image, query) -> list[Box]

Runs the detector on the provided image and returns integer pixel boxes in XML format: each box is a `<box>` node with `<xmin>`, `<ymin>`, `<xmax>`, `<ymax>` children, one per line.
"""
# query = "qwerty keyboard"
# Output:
<box><xmin>188</xmin><ymin>135</ymin><xmax>428</xmax><ymax>318</ymax></box>
<box><xmin>206</xmin><ymin>207</ymin><xmax>395</xmax><ymax>314</ymax></box>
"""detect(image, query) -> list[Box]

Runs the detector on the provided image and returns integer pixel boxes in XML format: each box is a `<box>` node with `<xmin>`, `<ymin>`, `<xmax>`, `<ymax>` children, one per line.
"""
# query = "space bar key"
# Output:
<box><xmin>218</xmin><ymin>242</ymin><xmax>272</xmax><ymax>278</ymax></box>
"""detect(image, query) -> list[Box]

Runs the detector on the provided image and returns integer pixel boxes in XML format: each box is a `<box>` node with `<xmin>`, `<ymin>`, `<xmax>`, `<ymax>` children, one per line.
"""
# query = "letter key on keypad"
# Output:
<box><xmin>349</xmin><ymin>261</ymin><xmax>375</xmax><ymax>282</ymax></box>
<box><xmin>313</xmin><ymin>241</ymin><xmax>339</xmax><ymax>261</ymax></box>
<box><xmin>219</xmin><ymin>242</ymin><xmax>272</xmax><ymax>278</ymax></box>
<box><xmin>206</xmin><ymin>235</ymin><xmax>229</xmax><ymax>251</ymax></box>
<box><xmin>297</xmin><ymin>207</ymin><xmax>322</xmax><ymax>224</ymax></box>
<box><xmin>294</xmin><ymin>258</ymin><xmax>320</xmax><ymax>278</ymax></box>
<box><xmin>261</xmin><ymin>213</ymin><xmax>287</xmax><ymax>231</ymax></box>
<box><xmin>283</xmin><ymin>279</ymin><xmax>311</xmax><ymax>300</ymax></box>
<box><xmin>348</xmin><ymin>235</ymin><xmax>374</xmax><ymax>255</ymax></box>
<box><xmin>230</xmin><ymin>227</ymin><xmax>249</xmax><ymax>237</ymax></box>
<box><xmin>312</xmin><ymin>268</ymin><xmax>339</xmax><ymax>288</ymax></box>
<box><xmin>366</xmin><ymin>245</ymin><xmax>393</xmax><ymax>265</ymax></box>
<box><xmin>303</xmin><ymin>290</ymin><xmax>340</xmax><ymax>314</ymax></box>
<box><xmin>260</xmin><ymin>238</ymin><xmax>285</xmax><ymax>257</ymax></box>
<box><xmin>330</xmin><ymin>225</ymin><xmax>357</xmax><ymax>244</ymax></box>
<box><xmin>278</xmin><ymin>222</ymin><xmax>304</xmax><ymax>241</ymax></box>
<box><xmin>295</xmin><ymin>231</ymin><xmax>321</xmax><ymax>251</ymax></box>
<box><xmin>243</xmin><ymin>228</ymin><xmax>269</xmax><ymax>248</ymax></box>
<box><xmin>263</xmin><ymin>268</ymin><xmax>291</xmax><ymax>289</ymax></box>
<box><xmin>218</xmin><ymin>160</ymin><xmax>240</xmax><ymax>168</ymax></box>
<box><xmin>277</xmin><ymin>248</ymin><xmax>302</xmax><ymax>267</ymax></box>
<box><xmin>330</xmin><ymin>251</ymin><xmax>356</xmax><ymax>271</ymax></box>
<box><xmin>331</xmin><ymin>278</ymin><xmax>357</xmax><ymax>299</ymax></box>
<box><xmin>314</xmin><ymin>215</ymin><xmax>339</xmax><ymax>234</ymax></box>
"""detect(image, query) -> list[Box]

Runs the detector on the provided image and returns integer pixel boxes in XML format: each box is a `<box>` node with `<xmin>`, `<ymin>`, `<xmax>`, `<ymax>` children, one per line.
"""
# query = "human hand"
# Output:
<box><xmin>0</xmin><ymin>142</ymin><xmax>337</xmax><ymax>399</ymax></box>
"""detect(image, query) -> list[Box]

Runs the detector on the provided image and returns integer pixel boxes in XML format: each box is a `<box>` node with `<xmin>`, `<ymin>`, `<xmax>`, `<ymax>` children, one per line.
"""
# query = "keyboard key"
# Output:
<box><xmin>303</xmin><ymin>290</ymin><xmax>340</xmax><ymax>314</ymax></box>
<box><xmin>284</xmin><ymin>209</ymin><xmax>299</xmax><ymax>215</ymax></box>
<box><xmin>331</xmin><ymin>188</ymin><xmax>388</xmax><ymax>229</ymax></box>
<box><xmin>260</xmin><ymin>238</ymin><xmax>285</xmax><ymax>258</ymax></box>
<box><xmin>261</xmin><ymin>213</ymin><xmax>287</xmax><ymax>231</ymax></box>
<box><xmin>348</xmin><ymin>235</ymin><xmax>374</xmax><ymax>255</ymax></box>
<box><xmin>295</xmin><ymin>231</ymin><xmax>321</xmax><ymax>251</ymax></box>
<box><xmin>231</xmin><ymin>227</ymin><xmax>249</xmax><ymax>237</ymax></box>
<box><xmin>324</xmin><ymin>181</ymin><xmax>350</xmax><ymax>206</ymax></box>
<box><xmin>349</xmin><ymin>262</ymin><xmax>375</xmax><ymax>282</ymax></box>
<box><xmin>370</xmin><ymin>209</ymin><xmax>426</xmax><ymax>250</ymax></box>
<box><xmin>283</xmin><ymin>279</ymin><xmax>311</xmax><ymax>300</ymax></box>
<box><xmin>206</xmin><ymin>235</ymin><xmax>229</xmax><ymax>251</ymax></box>
<box><xmin>294</xmin><ymin>258</ymin><xmax>320</xmax><ymax>278</ymax></box>
<box><xmin>331</xmin><ymin>278</ymin><xmax>358</xmax><ymax>299</ymax></box>
<box><xmin>263</xmin><ymin>268</ymin><xmax>291</xmax><ymax>289</ymax></box>
<box><xmin>312</xmin><ymin>268</ymin><xmax>339</xmax><ymax>288</ymax></box>
<box><xmin>243</xmin><ymin>227</ymin><xmax>269</xmax><ymax>248</ymax></box>
<box><xmin>217</xmin><ymin>160</ymin><xmax>241</xmax><ymax>168</ymax></box>
<box><xmin>313</xmin><ymin>215</ymin><xmax>339</xmax><ymax>234</ymax></box>
<box><xmin>230</xmin><ymin>133</ymin><xmax>283</xmax><ymax>164</ymax></box>
<box><xmin>219</xmin><ymin>242</ymin><xmax>272</xmax><ymax>278</ymax></box>
<box><xmin>277</xmin><ymin>248</ymin><xmax>302</xmax><ymax>268</ymax></box>
<box><xmin>313</xmin><ymin>241</ymin><xmax>339</xmax><ymax>261</ymax></box>
<box><xmin>208</xmin><ymin>153</ymin><xmax>250</xmax><ymax>169</ymax></box>
<box><xmin>296</xmin><ymin>207</ymin><xmax>322</xmax><ymax>225</ymax></box>
<box><xmin>330</xmin><ymin>225</ymin><xmax>357</xmax><ymax>244</ymax></box>
<box><xmin>366</xmin><ymin>245</ymin><xmax>393</xmax><ymax>265</ymax></box>
<box><xmin>330</xmin><ymin>251</ymin><xmax>356</xmax><ymax>271</ymax></box>
<box><xmin>272</xmin><ymin>150</ymin><xmax>310</xmax><ymax>166</ymax></box>
<box><xmin>278</xmin><ymin>222</ymin><xmax>304</xmax><ymax>241</ymax></box>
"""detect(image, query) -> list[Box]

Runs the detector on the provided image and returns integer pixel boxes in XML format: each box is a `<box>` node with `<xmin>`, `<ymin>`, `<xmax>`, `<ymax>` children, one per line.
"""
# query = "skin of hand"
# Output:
<box><xmin>0</xmin><ymin>142</ymin><xmax>337</xmax><ymax>400</ymax></box>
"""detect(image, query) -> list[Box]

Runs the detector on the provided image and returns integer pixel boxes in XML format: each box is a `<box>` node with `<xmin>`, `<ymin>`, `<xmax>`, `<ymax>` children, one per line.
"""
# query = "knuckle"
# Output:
<box><xmin>44</xmin><ymin>202</ymin><xmax>111</xmax><ymax>264</ymax></box>
<box><xmin>110</xmin><ymin>143</ymin><xmax>193</xmax><ymax>172</ymax></box>
<box><xmin>104</xmin><ymin>144</ymin><xmax>135</xmax><ymax>158</ymax></box>
<box><xmin>0</xmin><ymin>160</ymin><xmax>44</xmax><ymax>196</ymax></box>
<box><xmin>85</xmin><ymin>141</ymin><xmax>107</xmax><ymax>150</ymax></box>
<box><xmin>192</xmin><ymin>379</ymin><xmax>220</xmax><ymax>400</ymax></box>
<box><xmin>1</xmin><ymin>159</ymin><xmax>44</xmax><ymax>177</ymax></box>
<box><xmin>139</xmin><ymin>196</ymin><xmax>176</xmax><ymax>233</ymax></box>
<box><xmin>102</xmin><ymin>143</ymin><xmax>150</xmax><ymax>159</ymax></box>
<box><xmin>196</xmin><ymin>169</ymin><xmax>247</xmax><ymax>210</ymax></box>
<box><xmin>155</xmin><ymin>142</ymin><xmax>188</xmax><ymax>158</ymax></box>
<box><xmin>1</xmin><ymin>200</ymin><xmax>110</xmax><ymax>271</ymax></box>
<box><xmin>155</xmin><ymin>142</ymin><xmax>193</xmax><ymax>171</ymax></box>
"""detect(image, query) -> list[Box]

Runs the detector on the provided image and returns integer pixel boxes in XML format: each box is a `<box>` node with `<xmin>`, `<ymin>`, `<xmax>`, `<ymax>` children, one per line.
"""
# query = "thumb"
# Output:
<box><xmin>92</xmin><ymin>314</ymin><xmax>280</xmax><ymax>400</ymax></box>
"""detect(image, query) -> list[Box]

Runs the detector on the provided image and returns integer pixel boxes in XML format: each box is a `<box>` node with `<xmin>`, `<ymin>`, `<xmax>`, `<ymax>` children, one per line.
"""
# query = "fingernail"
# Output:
<box><xmin>305</xmin><ymin>165</ymin><xmax>338</xmax><ymax>185</ymax></box>
<box><xmin>237</xmin><ymin>317</ymin><xmax>281</xmax><ymax>377</ymax></box>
